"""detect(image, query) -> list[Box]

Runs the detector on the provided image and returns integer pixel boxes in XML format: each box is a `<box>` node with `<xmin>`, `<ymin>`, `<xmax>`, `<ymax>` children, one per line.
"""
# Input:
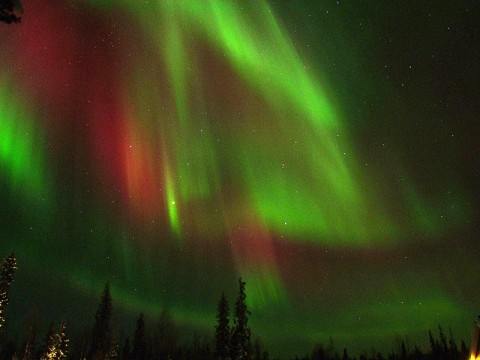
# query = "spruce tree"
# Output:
<box><xmin>57</xmin><ymin>321</ymin><xmax>69</xmax><ymax>360</ymax></box>
<box><xmin>429</xmin><ymin>329</ymin><xmax>439</xmax><ymax>358</ymax></box>
<box><xmin>230</xmin><ymin>278</ymin><xmax>251</xmax><ymax>360</ymax></box>
<box><xmin>41</xmin><ymin>321</ymin><xmax>69</xmax><ymax>360</ymax></box>
<box><xmin>461</xmin><ymin>340</ymin><xmax>469</xmax><ymax>359</ymax></box>
<box><xmin>132</xmin><ymin>314</ymin><xmax>147</xmax><ymax>360</ymax></box>
<box><xmin>448</xmin><ymin>327</ymin><xmax>459</xmax><ymax>358</ymax></box>
<box><xmin>89</xmin><ymin>282</ymin><xmax>113</xmax><ymax>359</ymax></box>
<box><xmin>438</xmin><ymin>326</ymin><xmax>449</xmax><ymax>357</ymax></box>
<box><xmin>0</xmin><ymin>251</ymin><xmax>17</xmax><ymax>329</ymax></box>
<box><xmin>412</xmin><ymin>345</ymin><xmax>423</xmax><ymax>359</ymax></box>
<box><xmin>39</xmin><ymin>322</ymin><xmax>55</xmax><ymax>360</ymax></box>
<box><xmin>106</xmin><ymin>339</ymin><xmax>119</xmax><ymax>360</ymax></box>
<box><xmin>0</xmin><ymin>340</ymin><xmax>17</xmax><ymax>360</ymax></box>
<box><xmin>121</xmin><ymin>337</ymin><xmax>131</xmax><ymax>360</ymax></box>
<box><xmin>215</xmin><ymin>292</ymin><xmax>230</xmax><ymax>360</ymax></box>
<box><xmin>21</xmin><ymin>325</ymin><xmax>36</xmax><ymax>360</ymax></box>
<box><xmin>155</xmin><ymin>308</ymin><xmax>177</xmax><ymax>359</ymax></box>
<box><xmin>400</xmin><ymin>341</ymin><xmax>407</xmax><ymax>360</ymax></box>
<box><xmin>252</xmin><ymin>338</ymin><xmax>263</xmax><ymax>360</ymax></box>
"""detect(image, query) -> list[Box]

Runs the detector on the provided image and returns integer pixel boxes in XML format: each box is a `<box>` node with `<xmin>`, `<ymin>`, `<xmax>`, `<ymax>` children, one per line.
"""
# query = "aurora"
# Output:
<box><xmin>0</xmin><ymin>0</ymin><xmax>478</xmax><ymax>357</ymax></box>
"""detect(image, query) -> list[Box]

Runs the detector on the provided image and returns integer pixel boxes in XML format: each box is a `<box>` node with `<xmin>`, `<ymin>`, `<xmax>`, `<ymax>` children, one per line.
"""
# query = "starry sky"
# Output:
<box><xmin>0</xmin><ymin>0</ymin><xmax>479</xmax><ymax>357</ymax></box>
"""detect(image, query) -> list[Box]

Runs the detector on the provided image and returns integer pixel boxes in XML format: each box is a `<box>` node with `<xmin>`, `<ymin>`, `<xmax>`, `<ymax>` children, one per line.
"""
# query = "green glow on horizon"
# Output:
<box><xmin>69</xmin><ymin>270</ymin><xmax>214</xmax><ymax>329</ymax></box>
<box><xmin>69</xmin><ymin>266</ymin><xmax>469</xmax><ymax>354</ymax></box>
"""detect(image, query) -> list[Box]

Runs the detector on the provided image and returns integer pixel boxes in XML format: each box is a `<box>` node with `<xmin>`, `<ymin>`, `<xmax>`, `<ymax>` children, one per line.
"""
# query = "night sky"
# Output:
<box><xmin>0</xmin><ymin>0</ymin><xmax>479</xmax><ymax>357</ymax></box>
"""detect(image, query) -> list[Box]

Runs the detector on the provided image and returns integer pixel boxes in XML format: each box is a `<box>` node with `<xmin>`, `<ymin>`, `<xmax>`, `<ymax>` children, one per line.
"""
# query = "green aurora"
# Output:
<box><xmin>0</xmin><ymin>0</ymin><xmax>478</xmax><ymax>357</ymax></box>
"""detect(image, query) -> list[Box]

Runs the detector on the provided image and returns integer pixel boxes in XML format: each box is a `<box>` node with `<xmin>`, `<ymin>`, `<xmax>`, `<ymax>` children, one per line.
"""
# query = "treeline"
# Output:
<box><xmin>295</xmin><ymin>327</ymin><xmax>470</xmax><ymax>360</ymax></box>
<box><xmin>0</xmin><ymin>252</ymin><xmax>268</xmax><ymax>360</ymax></box>
<box><xmin>0</xmin><ymin>252</ymin><xmax>473</xmax><ymax>360</ymax></box>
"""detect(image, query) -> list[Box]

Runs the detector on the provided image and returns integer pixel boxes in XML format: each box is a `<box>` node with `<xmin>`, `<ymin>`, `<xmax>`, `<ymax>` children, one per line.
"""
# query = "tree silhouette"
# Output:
<box><xmin>215</xmin><ymin>292</ymin><xmax>230</xmax><ymax>360</ymax></box>
<box><xmin>155</xmin><ymin>308</ymin><xmax>178</xmax><ymax>359</ymax></box>
<box><xmin>230</xmin><ymin>278</ymin><xmax>251</xmax><ymax>360</ymax></box>
<box><xmin>38</xmin><ymin>322</ymin><xmax>55</xmax><ymax>360</ymax></box>
<box><xmin>0</xmin><ymin>339</ymin><xmax>17</xmax><ymax>359</ymax></box>
<box><xmin>40</xmin><ymin>320</ymin><xmax>69</xmax><ymax>360</ymax></box>
<box><xmin>106</xmin><ymin>338</ymin><xmax>119</xmax><ymax>360</ymax></box>
<box><xmin>57</xmin><ymin>321</ymin><xmax>69</xmax><ymax>360</ymax></box>
<box><xmin>438</xmin><ymin>325</ymin><xmax>449</xmax><ymax>358</ymax></box>
<box><xmin>89</xmin><ymin>283</ymin><xmax>113</xmax><ymax>360</ymax></box>
<box><xmin>429</xmin><ymin>329</ymin><xmax>440</xmax><ymax>358</ymax></box>
<box><xmin>21</xmin><ymin>324</ymin><xmax>36</xmax><ymax>360</ymax></box>
<box><xmin>0</xmin><ymin>0</ymin><xmax>22</xmax><ymax>24</ymax></box>
<box><xmin>448</xmin><ymin>327</ymin><xmax>459</xmax><ymax>359</ymax></box>
<box><xmin>400</xmin><ymin>340</ymin><xmax>407</xmax><ymax>360</ymax></box>
<box><xmin>132</xmin><ymin>314</ymin><xmax>147</xmax><ymax>360</ymax></box>
<box><xmin>121</xmin><ymin>337</ymin><xmax>131</xmax><ymax>360</ymax></box>
<box><xmin>0</xmin><ymin>251</ymin><xmax>17</xmax><ymax>329</ymax></box>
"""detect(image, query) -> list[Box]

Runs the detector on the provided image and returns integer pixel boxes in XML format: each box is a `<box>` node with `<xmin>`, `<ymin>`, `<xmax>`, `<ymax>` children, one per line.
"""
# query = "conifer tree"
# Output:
<box><xmin>438</xmin><ymin>326</ymin><xmax>448</xmax><ymax>357</ymax></box>
<box><xmin>0</xmin><ymin>340</ymin><xmax>17</xmax><ymax>360</ymax></box>
<box><xmin>0</xmin><ymin>251</ymin><xmax>17</xmax><ymax>329</ymax></box>
<box><xmin>121</xmin><ymin>337</ymin><xmax>131</xmax><ymax>360</ymax></box>
<box><xmin>132</xmin><ymin>314</ymin><xmax>147</xmax><ymax>360</ymax></box>
<box><xmin>21</xmin><ymin>324</ymin><xmax>36</xmax><ymax>360</ymax></box>
<box><xmin>230</xmin><ymin>278</ymin><xmax>251</xmax><ymax>360</ymax></box>
<box><xmin>155</xmin><ymin>308</ymin><xmax>177</xmax><ymax>359</ymax></box>
<box><xmin>252</xmin><ymin>338</ymin><xmax>263</xmax><ymax>360</ymax></box>
<box><xmin>106</xmin><ymin>339</ymin><xmax>119</xmax><ymax>360</ymax></box>
<box><xmin>400</xmin><ymin>341</ymin><xmax>407</xmax><ymax>360</ymax></box>
<box><xmin>448</xmin><ymin>327</ymin><xmax>459</xmax><ymax>358</ymax></box>
<box><xmin>89</xmin><ymin>282</ymin><xmax>113</xmax><ymax>359</ymax></box>
<box><xmin>57</xmin><ymin>321</ymin><xmax>69</xmax><ymax>360</ymax></box>
<box><xmin>428</xmin><ymin>329</ymin><xmax>439</xmax><ymax>358</ymax></box>
<box><xmin>41</xmin><ymin>320</ymin><xmax>69</xmax><ymax>360</ymax></box>
<box><xmin>461</xmin><ymin>340</ymin><xmax>469</xmax><ymax>359</ymax></box>
<box><xmin>311</xmin><ymin>343</ymin><xmax>327</xmax><ymax>360</ymax></box>
<box><xmin>39</xmin><ymin>322</ymin><xmax>55</xmax><ymax>360</ymax></box>
<box><xmin>78</xmin><ymin>333</ymin><xmax>89</xmax><ymax>360</ymax></box>
<box><xmin>412</xmin><ymin>345</ymin><xmax>423</xmax><ymax>359</ymax></box>
<box><xmin>215</xmin><ymin>292</ymin><xmax>230</xmax><ymax>360</ymax></box>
